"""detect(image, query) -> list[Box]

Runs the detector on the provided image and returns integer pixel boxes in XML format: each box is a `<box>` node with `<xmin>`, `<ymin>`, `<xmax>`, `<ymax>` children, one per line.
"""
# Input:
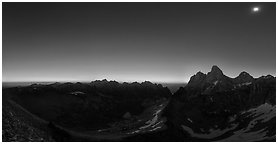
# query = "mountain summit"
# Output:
<box><xmin>187</xmin><ymin>65</ymin><xmax>226</xmax><ymax>87</ymax></box>
<box><xmin>234</xmin><ymin>71</ymin><xmax>254</xmax><ymax>84</ymax></box>
<box><xmin>210</xmin><ymin>65</ymin><xmax>223</xmax><ymax>75</ymax></box>
<box><xmin>187</xmin><ymin>71</ymin><xmax>206</xmax><ymax>87</ymax></box>
<box><xmin>165</xmin><ymin>66</ymin><xmax>275</xmax><ymax>142</ymax></box>
<box><xmin>206</xmin><ymin>65</ymin><xmax>226</xmax><ymax>82</ymax></box>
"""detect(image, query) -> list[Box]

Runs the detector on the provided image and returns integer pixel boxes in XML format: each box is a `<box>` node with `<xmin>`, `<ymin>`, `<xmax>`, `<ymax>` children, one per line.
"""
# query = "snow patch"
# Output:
<box><xmin>187</xmin><ymin>118</ymin><xmax>193</xmax><ymax>123</ymax></box>
<box><xmin>70</xmin><ymin>91</ymin><xmax>85</xmax><ymax>95</ymax></box>
<box><xmin>181</xmin><ymin>123</ymin><xmax>238</xmax><ymax>139</ymax></box>
<box><xmin>218</xmin><ymin>128</ymin><xmax>270</xmax><ymax>142</ymax></box>
<box><xmin>236</xmin><ymin>82</ymin><xmax>252</xmax><ymax>87</ymax></box>
<box><xmin>220</xmin><ymin>103</ymin><xmax>275</xmax><ymax>141</ymax></box>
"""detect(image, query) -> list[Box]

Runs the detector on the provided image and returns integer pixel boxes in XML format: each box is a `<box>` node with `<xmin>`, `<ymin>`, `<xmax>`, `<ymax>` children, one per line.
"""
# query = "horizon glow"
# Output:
<box><xmin>3</xmin><ymin>3</ymin><xmax>276</xmax><ymax>83</ymax></box>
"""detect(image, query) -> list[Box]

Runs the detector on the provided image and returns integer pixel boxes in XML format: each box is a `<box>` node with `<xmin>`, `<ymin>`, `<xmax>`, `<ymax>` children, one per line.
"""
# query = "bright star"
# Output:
<box><xmin>252</xmin><ymin>7</ymin><xmax>260</xmax><ymax>12</ymax></box>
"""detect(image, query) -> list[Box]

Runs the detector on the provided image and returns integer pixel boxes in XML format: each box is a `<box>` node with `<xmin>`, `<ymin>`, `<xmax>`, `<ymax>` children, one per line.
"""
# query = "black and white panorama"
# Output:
<box><xmin>2</xmin><ymin>2</ymin><xmax>276</xmax><ymax>142</ymax></box>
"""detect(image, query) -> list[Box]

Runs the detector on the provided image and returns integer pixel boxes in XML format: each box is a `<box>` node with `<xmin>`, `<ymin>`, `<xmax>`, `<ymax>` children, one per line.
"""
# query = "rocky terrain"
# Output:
<box><xmin>2</xmin><ymin>95</ymin><xmax>54</xmax><ymax>141</ymax></box>
<box><xmin>2</xmin><ymin>66</ymin><xmax>276</xmax><ymax>141</ymax></box>
<box><xmin>163</xmin><ymin>65</ymin><xmax>275</xmax><ymax>141</ymax></box>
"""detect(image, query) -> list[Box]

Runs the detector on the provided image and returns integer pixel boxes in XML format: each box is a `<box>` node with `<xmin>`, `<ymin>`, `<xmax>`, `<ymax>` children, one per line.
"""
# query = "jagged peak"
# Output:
<box><xmin>210</xmin><ymin>65</ymin><xmax>223</xmax><ymax>75</ymax></box>
<box><xmin>192</xmin><ymin>71</ymin><xmax>206</xmax><ymax>79</ymax></box>
<box><xmin>187</xmin><ymin>71</ymin><xmax>206</xmax><ymax>86</ymax></box>
<box><xmin>196</xmin><ymin>71</ymin><xmax>205</xmax><ymax>75</ymax></box>
<box><xmin>260</xmin><ymin>75</ymin><xmax>275</xmax><ymax>79</ymax></box>
<box><xmin>90</xmin><ymin>79</ymin><xmax>108</xmax><ymax>83</ymax></box>
<box><xmin>142</xmin><ymin>81</ymin><xmax>153</xmax><ymax>84</ymax></box>
<box><xmin>206</xmin><ymin>65</ymin><xmax>225</xmax><ymax>82</ymax></box>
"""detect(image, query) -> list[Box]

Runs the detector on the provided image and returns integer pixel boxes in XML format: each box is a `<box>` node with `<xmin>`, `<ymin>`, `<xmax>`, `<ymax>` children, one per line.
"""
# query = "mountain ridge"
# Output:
<box><xmin>163</xmin><ymin>65</ymin><xmax>275</xmax><ymax>141</ymax></box>
<box><xmin>2</xmin><ymin>65</ymin><xmax>276</xmax><ymax>141</ymax></box>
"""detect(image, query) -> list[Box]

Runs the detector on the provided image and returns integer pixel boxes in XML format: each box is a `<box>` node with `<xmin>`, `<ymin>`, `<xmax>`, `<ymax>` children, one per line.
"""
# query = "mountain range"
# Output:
<box><xmin>2</xmin><ymin>66</ymin><xmax>276</xmax><ymax>141</ymax></box>
<box><xmin>162</xmin><ymin>65</ymin><xmax>275</xmax><ymax>141</ymax></box>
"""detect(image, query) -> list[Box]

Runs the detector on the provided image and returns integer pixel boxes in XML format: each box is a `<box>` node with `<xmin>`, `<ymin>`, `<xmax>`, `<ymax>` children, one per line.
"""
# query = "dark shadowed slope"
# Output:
<box><xmin>2</xmin><ymin>90</ymin><xmax>54</xmax><ymax>141</ymax></box>
<box><xmin>3</xmin><ymin>80</ymin><xmax>171</xmax><ymax>141</ymax></box>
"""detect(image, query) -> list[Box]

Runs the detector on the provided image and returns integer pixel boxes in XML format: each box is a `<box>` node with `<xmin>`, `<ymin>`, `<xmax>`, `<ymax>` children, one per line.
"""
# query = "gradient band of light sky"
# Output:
<box><xmin>3</xmin><ymin>2</ymin><xmax>276</xmax><ymax>83</ymax></box>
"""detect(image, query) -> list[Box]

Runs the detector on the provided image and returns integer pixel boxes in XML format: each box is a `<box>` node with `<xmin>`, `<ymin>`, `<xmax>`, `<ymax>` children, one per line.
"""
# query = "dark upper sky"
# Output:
<box><xmin>3</xmin><ymin>2</ymin><xmax>276</xmax><ymax>83</ymax></box>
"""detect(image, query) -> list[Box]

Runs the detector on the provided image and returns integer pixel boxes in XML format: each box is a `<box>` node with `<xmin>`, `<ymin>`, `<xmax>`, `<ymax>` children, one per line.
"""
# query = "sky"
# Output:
<box><xmin>3</xmin><ymin>2</ymin><xmax>276</xmax><ymax>83</ymax></box>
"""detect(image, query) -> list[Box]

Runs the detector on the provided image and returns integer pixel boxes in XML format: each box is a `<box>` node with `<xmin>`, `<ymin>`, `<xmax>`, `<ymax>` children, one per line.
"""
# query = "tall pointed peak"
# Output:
<box><xmin>205</xmin><ymin>65</ymin><xmax>225</xmax><ymax>82</ymax></box>
<box><xmin>210</xmin><ymin>65</ymin><xmax>223</xmax><ymax>74</ymax></box>
<box><xmin>207</xmin><ymin>65</ymin><xmax>224</xmax><ymax>78</ymax></box>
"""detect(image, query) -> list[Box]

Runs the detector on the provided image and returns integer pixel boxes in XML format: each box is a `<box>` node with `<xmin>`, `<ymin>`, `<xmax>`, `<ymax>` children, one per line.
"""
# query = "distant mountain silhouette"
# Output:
<box><xmin>5</xmin><ymin>80</ymin><xmax>171</xmax><ymax>132</ymax></box>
